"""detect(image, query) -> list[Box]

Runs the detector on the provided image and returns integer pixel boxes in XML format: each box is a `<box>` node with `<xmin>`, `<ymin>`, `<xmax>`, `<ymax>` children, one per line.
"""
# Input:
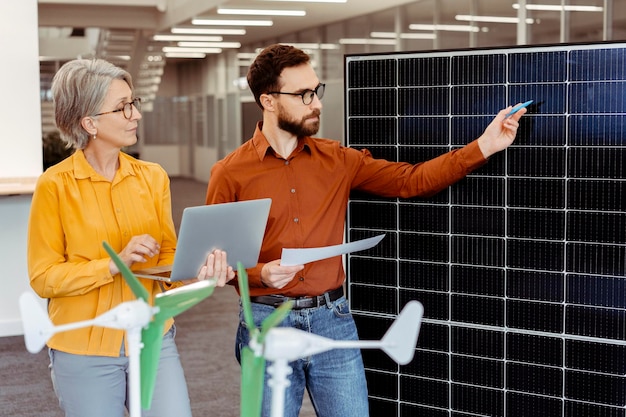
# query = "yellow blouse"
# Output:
<box><xmin>27</xmin><ymin>150</ymin><xmax>179</xmax><ymax>357</ymax></box>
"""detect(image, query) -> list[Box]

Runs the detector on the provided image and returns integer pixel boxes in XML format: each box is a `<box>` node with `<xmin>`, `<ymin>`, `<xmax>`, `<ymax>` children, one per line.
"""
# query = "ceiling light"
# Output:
<box><xmin>153</xmin><ymin>35</ymin><xmax>223</xmax><ymax>42</ymax></box>
<box><xmin>171</xmin><ymin>27</ymin><xmax>247</xmax><ymax>35</ymax></box>
<box><xmin>370</xmin><ymin>31</ymin><xmax>436</xmax><ymax>40</ymax></box>
<box><xmin>217</xmin><ymin>8</ymin><xmax>306</xmax><ymax>16</ymax></box>
<box><xmin>177</xmin><ymin>41</ymin><xmax>242</xmax><ymax>48</ymax></box>
<box><xmin>107</xmin><ymin>55</ymin><xmax>131</xmax><ymax>61</ymax></box>
<box><xmin>258</xmin><ymin>0</ymin><xmax>346</xmax><ymax>2</ymax></box>
<box><xmin>164</xmin><ymin>52</ymin><xmax>207</xmax><ymax>59</ymax></box>
<box><xmin>138</xmin><ymin>69</ymin><xmax>163</xmax><ymax>77</ymax></box>
<box><xmin>135</xmin><ymin>76</ymin><xmax>161</xmax><ymax>85</ymax></box>
<box><xmin>191</xmin><ymin>18</ymin><xmax>273</xmax><ymax>26</ymax></box>
<box><xmin>338</xmin><ymin>38</ymin><xmax>397</xmax><ymax>45</ymax></box>
<box><xmin>409</xmin><ymin>23</ymin><xmax>481</xmax><ymax>32</ymax></box>
<box><xmin>162</xmin><ymin>46</ymin><xmax>222</xmax><ymax>54</ymax></box>
<box><xmin>455</xmin><ymin>14</ymin><xmax>534</xmax><ymax>24</ymax></box>
<box><xmin>281</xmin><ymin>42</ymin><xmax>340</xmax><ymax>50</ymax></box>
<box><xmin>512</xmin><ymin>3</ymin><xmax>603</xmax><ymax>12</ymax></box>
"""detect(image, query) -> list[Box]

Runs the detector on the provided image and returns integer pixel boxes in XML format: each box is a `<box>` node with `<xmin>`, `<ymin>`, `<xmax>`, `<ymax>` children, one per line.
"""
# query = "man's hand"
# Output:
<box><xmin>477</xmin><ymin>104</ymin><xmax>528</xmax><ymax>159</ymax></box>
<box><xmin>260</xmin><ymin>259</ymin><xmax>305</xmax><ymax>289</ymax></box>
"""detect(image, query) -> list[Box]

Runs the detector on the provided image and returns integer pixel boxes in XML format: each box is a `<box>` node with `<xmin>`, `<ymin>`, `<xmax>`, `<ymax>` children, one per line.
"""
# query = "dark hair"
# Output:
<box><xmin>247</xmin><ymin>44</ymin><xmax>311</xmax><ymax>109</ymax></box>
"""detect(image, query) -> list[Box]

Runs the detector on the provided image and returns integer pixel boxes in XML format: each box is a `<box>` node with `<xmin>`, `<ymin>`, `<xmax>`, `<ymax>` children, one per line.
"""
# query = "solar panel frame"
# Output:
<box><xmin>345</xmin><ymin>41</ymin><xmax>626</xmax><ymax>417</ymax></box>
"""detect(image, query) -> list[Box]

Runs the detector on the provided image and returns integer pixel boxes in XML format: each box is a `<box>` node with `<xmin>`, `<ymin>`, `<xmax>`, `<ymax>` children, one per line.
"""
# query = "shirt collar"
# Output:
<box><xmin>72</xmin><ymin>149</ymin><xmax>135</xmax><ymax>182</ymax></box>
<box><xmin>251</xmin><ymin>121</ymin><xmax>312</xmax><ymax>161</ymax></box>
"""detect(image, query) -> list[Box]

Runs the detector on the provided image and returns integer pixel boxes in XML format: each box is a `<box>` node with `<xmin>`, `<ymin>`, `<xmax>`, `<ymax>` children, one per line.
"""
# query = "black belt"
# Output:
<box><xmin>249</xmin><ymin>287</ymin><xmax>344</xmax><ymax>310</ymax></box>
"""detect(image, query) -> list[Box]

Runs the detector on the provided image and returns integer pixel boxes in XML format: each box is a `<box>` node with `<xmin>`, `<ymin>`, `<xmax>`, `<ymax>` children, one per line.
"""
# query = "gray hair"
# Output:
<box><xmin>51</xmin><ymin>59</ymin><xmax>133</xmax><ymax>149</ymax></box>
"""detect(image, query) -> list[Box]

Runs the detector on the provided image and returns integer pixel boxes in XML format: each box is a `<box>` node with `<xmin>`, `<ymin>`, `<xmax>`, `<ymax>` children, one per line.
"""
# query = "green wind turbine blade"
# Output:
<box><xmin>237</xmin><ymin>262</ymin><xmax>255</xmax><ymax>331</ymax></box>
<box><xmin>241</xmin><ymin>346</ymin><xmax>266</xmax><ymax>417</ymax></box>
<box><xmin>102</xmin><ymin>241</ymin><xmax>149</xmax><ymax>301</ymax></box>
<box><xmin>237</xmin><ymin>262</ymin><xmax>292</xmax><ymax>417</ymax></box>
<box><xmin>140</xmin><ymin>322</ymin><xmax>165</xmax><ymax>410</ymax></box>
<box><xmin>237</xmin><ymin>262</ymin><xmax>266</xmax><ymax>417</ymax></box>
<box><xmin>140</xmin><ymin>280</ymin><xmax>216</xmax><ymax>409</ymax></box>
<box><xmin>237</xmin><ymin>262</ymin><xmax>292</xmax><ymax>341</ymax></box>
<box><xmin>104</xmin><ymin>241</ymin><xmax>217</xmax><ymax>410</ymax></box>
<box><xmin>153</xmin><ymin>279</ymin><xmax>216</xmax><ymax>319</ymax></box>
<box><xmin>259</xmin><ymin>301</ymin><xmax>292</xmax><ymax>344</ymax></box>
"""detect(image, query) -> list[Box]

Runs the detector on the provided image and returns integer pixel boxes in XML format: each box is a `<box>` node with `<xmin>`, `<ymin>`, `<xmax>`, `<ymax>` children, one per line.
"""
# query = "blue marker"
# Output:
<box><xmin>505</xmin><ymin>100</ymin><xmax>533</xmax><ymax>118</ymax></box>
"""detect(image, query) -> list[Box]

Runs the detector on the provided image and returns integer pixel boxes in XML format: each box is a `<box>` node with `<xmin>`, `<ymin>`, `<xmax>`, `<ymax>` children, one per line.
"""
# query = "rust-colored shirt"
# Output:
<box><xmin>206</xmin><ymin>122</ymin><xmax>487</xmax><ymax>298</ymax></box>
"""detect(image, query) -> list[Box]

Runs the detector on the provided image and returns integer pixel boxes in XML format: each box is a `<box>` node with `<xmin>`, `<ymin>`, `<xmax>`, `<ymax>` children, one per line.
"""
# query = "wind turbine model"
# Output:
<box><xmin>237</xmin><ymin>262</ymin><xmax>424</xmax><ymax>417</ymax></box>
<box><xmin>19</xmin><ymin>241</ymin><xmax>216</xmax><ymax>417</ymax></box>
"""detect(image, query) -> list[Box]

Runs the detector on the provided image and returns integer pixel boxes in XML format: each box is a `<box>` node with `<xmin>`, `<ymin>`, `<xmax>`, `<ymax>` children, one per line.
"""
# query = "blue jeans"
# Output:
<box><xmin>49</xmin><ymin>326</ymin><xmax>191</xmax><ymax>417</ymax></box>
<box><xmin>236</xmin><ymin>296</ymin><xmax>370</xmax><ymax>417</ymax></box>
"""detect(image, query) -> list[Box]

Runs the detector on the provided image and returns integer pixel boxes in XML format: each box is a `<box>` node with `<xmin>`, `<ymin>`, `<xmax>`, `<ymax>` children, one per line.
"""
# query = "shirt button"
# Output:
<box><xmin>284</xmin><ymin>160</ymin><xmax>289</xmax><ymax>166</ymax></box>
<box><xmin>290</xmin><ymin>188</ymin><xmax>296</xmax><ymax>193</ymax></box>
<box><xmin>299</xmin><ymin>277</ymin><xmax>304</xmax><ymax>282</ymax></box>
<box><xmin>293</xmin><ymin>218</ymin><xmax>299</xmax><ymax>223</ymax></box>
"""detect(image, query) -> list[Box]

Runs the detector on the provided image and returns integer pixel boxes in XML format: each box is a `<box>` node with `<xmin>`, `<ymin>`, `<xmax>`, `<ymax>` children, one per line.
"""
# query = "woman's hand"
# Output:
<box><xmin>196</xmin><ymin>249</ymin><xmax>235</xmax><ymax>287</ymax></box>
<box><xmin>109</xmin><ymin>234</ymin><xmax>160</xmax><ymax>276</ymax></box>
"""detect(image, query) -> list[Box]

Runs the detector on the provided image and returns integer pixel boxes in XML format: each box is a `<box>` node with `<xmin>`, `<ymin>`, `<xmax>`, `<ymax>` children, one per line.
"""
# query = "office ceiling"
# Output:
<box><xmin>37</xmin><ymin>0</ymin><xmax>424</xmax><ymax>102</ymax></box>
<box><xmin>38</xmin><ymin>0</ymin><xmax>426</xmax><ymax>45</ymax></box>
<box><xmin>37</xmin><ymin>0</ymin><xmax>621</xmax><ymax>102</ymax></box>
<box><xmin>37</xmin><ymin>0</ymin><xmax>619</xmax><ymax>50</ymax></box>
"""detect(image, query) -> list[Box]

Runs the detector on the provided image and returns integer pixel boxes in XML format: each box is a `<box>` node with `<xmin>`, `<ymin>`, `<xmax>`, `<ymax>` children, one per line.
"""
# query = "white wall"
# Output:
<box><xmin>0</xmin><ymin>0</ymin><xmax>42</xmax><ymax>337</ymax></box>
<box><xmin>0</xmin><ymin>196</ymin><xmax>34</xmax><ymax>336</ymax></box>
<box><xmin>0</xmin><ymin>0</ymin><xmax>42</xmax><ymax>189</ymax></box>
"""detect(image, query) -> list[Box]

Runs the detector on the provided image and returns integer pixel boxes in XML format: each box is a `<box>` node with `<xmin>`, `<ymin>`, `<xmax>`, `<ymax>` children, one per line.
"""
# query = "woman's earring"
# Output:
<box><xmin>92</xmin><ymin>134</ymin><xmax>97</xmax><ymax>140</ymax></box>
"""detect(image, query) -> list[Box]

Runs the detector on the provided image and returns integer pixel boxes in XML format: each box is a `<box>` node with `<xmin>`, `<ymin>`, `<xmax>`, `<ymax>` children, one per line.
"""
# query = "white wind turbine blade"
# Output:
<box><xmin>20</xmin><ymin>292</ymin><xmax>55</xmax><ymax>353</ymax></box>
<box><xmin>379</xmin><ymin>300</ymin><xmax>423</xmax><ymax>365</ymax></box>
<box><xmin>264</xmin><ymin>300</ymin><xmax>424</xmax><ymax>365</ymax></box>
<box><xmin>19</xmin><ymin>292</ymin><xmax>155</xmax><ymax>354</ymax></box>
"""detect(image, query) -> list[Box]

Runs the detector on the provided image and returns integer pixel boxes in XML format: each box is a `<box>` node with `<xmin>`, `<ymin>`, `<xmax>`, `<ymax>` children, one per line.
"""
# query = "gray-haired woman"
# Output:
<box><xmin>27</xmin><ymin>58</ymin><xmax>234</xmax><ymax>417</ymax></box>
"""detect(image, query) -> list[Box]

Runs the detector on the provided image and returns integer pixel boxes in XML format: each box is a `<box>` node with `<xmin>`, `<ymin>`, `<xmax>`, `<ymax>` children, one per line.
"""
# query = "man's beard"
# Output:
<box><xmin>277</xmin><ymin>109</ymin><xmax>321</xmax><ymax>137</ymax></box>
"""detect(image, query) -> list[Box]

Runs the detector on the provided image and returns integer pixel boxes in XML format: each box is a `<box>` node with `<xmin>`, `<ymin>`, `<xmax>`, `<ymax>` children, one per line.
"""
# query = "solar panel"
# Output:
<box><xmin>345</xmin><ymin>42</ymin><xmax>626</xmax><ymax>417</ymax></box>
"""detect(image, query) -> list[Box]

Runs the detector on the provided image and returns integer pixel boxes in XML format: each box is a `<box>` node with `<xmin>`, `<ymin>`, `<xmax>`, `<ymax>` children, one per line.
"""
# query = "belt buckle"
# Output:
<box><xmin>294</xmin><ymin>297</ymin><xmax>309</xmax><ymax>309</ymax></box>
<box><xmin>315</xmin><ymin>294</ymin><xmax>325</xmax><ymax>307</ymax></box>
<box><xmin>310</xmin><ymin>296</ymin><xmax>321</xmax><ymax>308</ymax></box>
<box><xmin>293</xmin><ymin>296</ymin><xmax>315</xmax><ymax>309</ymax></box>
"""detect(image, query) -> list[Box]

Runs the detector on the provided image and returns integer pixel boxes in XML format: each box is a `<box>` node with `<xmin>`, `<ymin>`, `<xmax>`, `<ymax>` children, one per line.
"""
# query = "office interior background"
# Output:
<box><xmin>1</xmin><ymin>0</ymin><xmax>625</xmax><ymax>415</ymax></box>
<box><xmin>36</xmin><ymin>0</ymin><xmax>625</xmax><ymax>181</ymax></box>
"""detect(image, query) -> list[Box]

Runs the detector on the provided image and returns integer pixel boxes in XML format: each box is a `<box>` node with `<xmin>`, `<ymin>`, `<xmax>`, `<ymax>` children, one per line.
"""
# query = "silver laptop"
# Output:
<box><xmin>133</xmin><ymin>198</ymin><xmax>271</xmax><ymax>282</ymax></box>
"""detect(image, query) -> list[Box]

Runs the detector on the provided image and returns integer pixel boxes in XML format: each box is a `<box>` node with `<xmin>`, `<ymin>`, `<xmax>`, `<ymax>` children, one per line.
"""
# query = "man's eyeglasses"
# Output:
<box><xmin>94</xmin><ymin>97</ymin><xmax>142</xmax><ymax>120</ymax></box>
<box><xmin>267</xmin><ymin>83</ymin><xmax>325</xmax><ymax>105</ymax></box>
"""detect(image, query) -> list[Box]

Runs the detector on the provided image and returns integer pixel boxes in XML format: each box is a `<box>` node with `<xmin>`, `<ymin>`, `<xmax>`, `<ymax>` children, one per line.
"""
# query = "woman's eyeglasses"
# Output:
<box><xmin>94</xmin><ymin>97</ymin><xmax>142</xmax><ymax>120</ymax></box>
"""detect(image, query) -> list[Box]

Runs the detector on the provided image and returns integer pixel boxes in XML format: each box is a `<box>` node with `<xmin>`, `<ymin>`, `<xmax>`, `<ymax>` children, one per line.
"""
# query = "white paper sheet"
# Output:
<box><xmin>280</xmin><ymin>234</ymin><xmax>386</xmax><ymax>266</ymax></box>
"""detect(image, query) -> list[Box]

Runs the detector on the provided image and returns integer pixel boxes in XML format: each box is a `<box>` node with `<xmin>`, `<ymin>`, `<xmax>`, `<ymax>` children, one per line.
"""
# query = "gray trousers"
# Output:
<box><xmin>49</xmin><ymin>326</ymin><xmax>192</xmax><ymax>417</ymax></box>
